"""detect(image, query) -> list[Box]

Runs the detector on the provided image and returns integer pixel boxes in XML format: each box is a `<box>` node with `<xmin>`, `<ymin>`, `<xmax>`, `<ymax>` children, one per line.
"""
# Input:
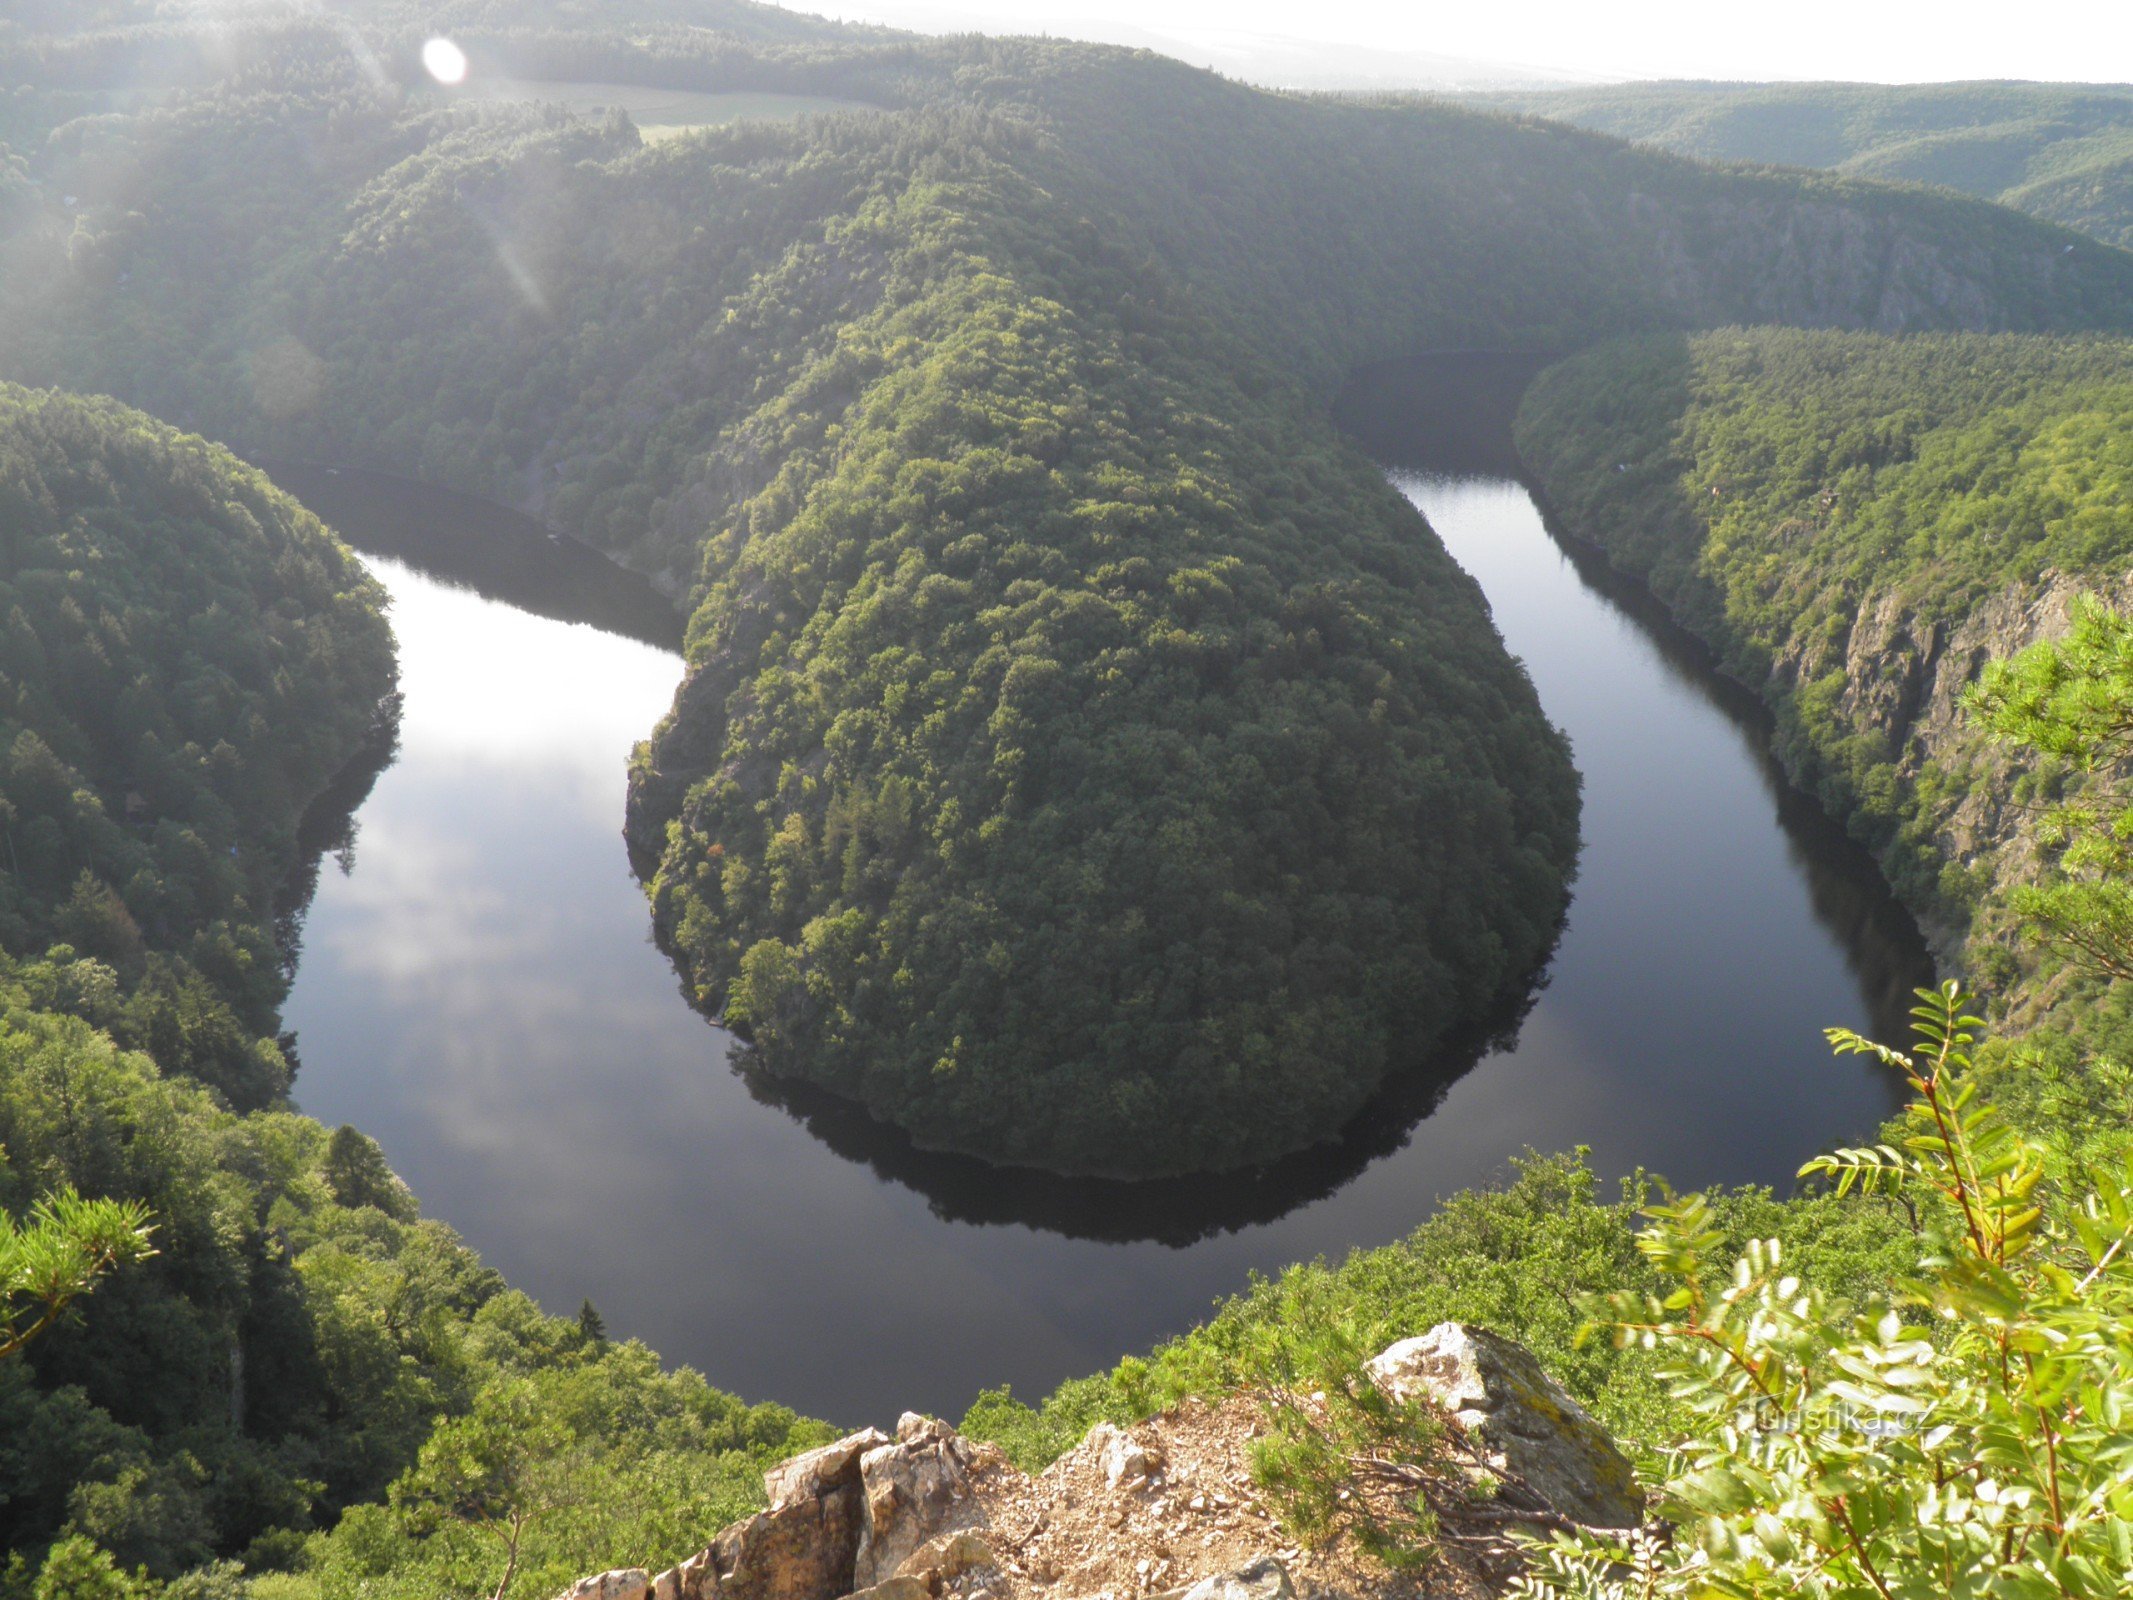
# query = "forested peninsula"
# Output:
<box><xmin>0</xmin><ymin>384</ymin><xmax>392</xmax><ymax>1104</ymax></box>
<box><xmin>7</xmin><ymin>7</ymin><xmax>2133</xmax><ymax>1170</ymax></box>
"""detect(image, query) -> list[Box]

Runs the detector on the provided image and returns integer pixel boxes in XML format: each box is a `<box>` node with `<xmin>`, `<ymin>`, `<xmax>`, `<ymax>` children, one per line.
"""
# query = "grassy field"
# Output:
<box><xmin>447</xmin><ymin>81</ymin><xmax>874</xmax><ymax>139</ymax></box>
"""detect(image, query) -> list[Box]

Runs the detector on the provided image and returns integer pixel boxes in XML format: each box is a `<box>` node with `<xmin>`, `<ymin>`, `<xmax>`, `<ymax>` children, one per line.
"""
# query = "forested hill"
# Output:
<box><xmin>0</xmin><ymin>385</ymin><xmax>392</xmax><ymax>1104</ymax></box>
<box><xmin>6</xmin><ymin>16</ymin><xmax>2133</xmax><ymax>1172</ymax></box>
<box><xmin>1463</xmin><ymin>81</ymin><xmax>2133</xmax><ymax>251</ymax></box>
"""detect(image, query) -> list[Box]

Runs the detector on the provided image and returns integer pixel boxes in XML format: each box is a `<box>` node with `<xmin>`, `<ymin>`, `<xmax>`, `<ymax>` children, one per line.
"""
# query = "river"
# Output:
<box><xmin>272</xmin><ymin>454</ymin><xmax>1930</xmax><ymax>1427</ymax></box>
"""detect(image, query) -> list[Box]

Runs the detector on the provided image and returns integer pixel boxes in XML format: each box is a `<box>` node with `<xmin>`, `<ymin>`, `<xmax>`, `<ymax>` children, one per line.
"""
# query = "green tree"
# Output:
<box><xmin>390</xmin><ymin>1378</ymin><xmax>587</xmax><ymax>1600</ymax></box>
<box><xmin>0</xmin><ymin>1185</ymin><xmax>154</xmax><ymax>1360</ymax></box>
<box><xmin>1970</xmin><ymin>598</ymin><xmax>2133</xmax><ymax>983</ymax></box>
<box><xmin>29</xmin><ymin>1535</ymin><xmax>150</xmax><ymax>1600</ymax></box>
<box><xmin>322</xmin><ymin>1124</ymin><xmax>410</xmax><ymax>1218</ymax></box>
<box><xmin>576</xmin><ymin>1300</ymin><xmax>607</xmax><ymax>1348</ymax></box>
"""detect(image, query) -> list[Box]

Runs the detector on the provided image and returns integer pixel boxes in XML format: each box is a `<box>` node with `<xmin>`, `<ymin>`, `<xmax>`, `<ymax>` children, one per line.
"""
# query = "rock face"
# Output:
<box><xmin>852</xmin><ymin>1414</ymin><xmax>991</xmax><ymax>1588</ymax></box>
<box><xmin>1367</xmin><ymin>1323</ymin><xmax>1643</xmax><ymax>1529</ymax></box>
<box><xmin>1760</xmin><ymin>565</ymin><xmax>2133</xmax><ymax>963</ymax></box>
<box><xmin>710</xmin><ymin>1449</ymin><xmax>870</xmax><ymax>1600</ymax></box>
<box><xmin>559</xmin><ymin>1418</ymin><xmax>998</xmax><ymax>1600</ymax></box>
<box><xmin>765</xmin><ymin>1430</ymin><xmax>893</xmax><ymax>1512</ymax></box>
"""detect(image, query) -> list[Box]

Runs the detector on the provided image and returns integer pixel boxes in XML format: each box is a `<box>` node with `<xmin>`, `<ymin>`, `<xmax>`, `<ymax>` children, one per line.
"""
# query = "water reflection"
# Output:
<box><xmin>740</xmin><ymin>986</ymin><xmax>1542</xmax><ymax>1247</ymax></box>
<box><xmin>273</xmin><ymin>424</ymin><xmax>1933</xmax><ymax>1424</ymax></box>
<box><xmin>262</xmin><ymin>460</ymin><xmax>683</xmax><ymax>651</ymax></box>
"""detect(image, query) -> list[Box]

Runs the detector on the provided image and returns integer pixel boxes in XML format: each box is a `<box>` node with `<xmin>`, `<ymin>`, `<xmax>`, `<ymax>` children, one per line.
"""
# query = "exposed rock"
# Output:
<box><xmin>710</xmin><ymin>1483</ymin><xmax>866</xmax><ymax>1600</ymax></box>
<box><xmin>767</xmin><ymin>1429</ymin><xmax>893</xmax><ymax>1508</ymax></box>
<box><xmin>1086</xmin><ymin>1422</ymin><xmax>1166</xmax><ymax>1489</ymax></box>
<box><xmin>852</xmin><ymin>1415</ymin><xmax>986</xmax><ymax>1588</ymax></box>
<box><xmin>1767</xmin><ymin>565</ymin><xmax>2133</xmax><ymax>964</ymax></box>
<box><xmin>1149</xmin><ymin>1556</ymin><xmax>1294</xmax><ymax>1600</ymax></box>
<box><xmin>893</xmin><ymin>1530</ymin><xmax>997</xmax><ymax>1588</ymax></box>
<box><xmin>1367</xmin><ymin>1324</ymin><xmax>1642</xmax><ymax>1529</ymax></box>
<box><xmin>615</xmin><ymin>1427</ymin><xmax>887</xmax><ymax>1600</ymax></box>
<box><xmin>558</xmin><ymin>1573</ymin><xmax>652</xmax><ymax>1600</ymax></box>
<box><xmin>845</xmin><ymin>1578</ymin><xmax>931</xmax><ymax>1600</ymax></box>
<box><xmin>563</xmin><ymin>1397</ymin><xmax>1503</xmax><ymax>1600</ymax></box>
<box><xmin>651</xmin><ymin>1551</ymin><xmax>718</xmax><ymax>1600</ymax></box>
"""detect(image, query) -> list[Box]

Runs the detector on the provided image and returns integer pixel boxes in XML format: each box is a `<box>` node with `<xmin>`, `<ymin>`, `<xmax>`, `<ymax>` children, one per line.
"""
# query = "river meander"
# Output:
<box><xmin>273</xmin><ymin>460</ymin><xmax>1931</xmax><ymax>1425</ymax></box>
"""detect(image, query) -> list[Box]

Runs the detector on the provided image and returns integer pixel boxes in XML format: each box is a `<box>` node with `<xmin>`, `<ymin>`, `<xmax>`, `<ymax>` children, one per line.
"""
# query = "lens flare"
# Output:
<box><xmin>421</xmin><ymin>38</ymin><xmax>468</xmax><ymax>86</ymax></box>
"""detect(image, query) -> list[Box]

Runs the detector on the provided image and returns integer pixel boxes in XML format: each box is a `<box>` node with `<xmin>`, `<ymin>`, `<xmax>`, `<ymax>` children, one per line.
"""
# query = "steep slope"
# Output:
<box><xmin>1514</xmin><ymin>328</ymin><xmax>2133</xmax><ymax>993</ymax></box>
<box><xmin>1465</xmin><ymin>80</ymin><xmax>2133</xmax><ymax>250</ymax></box>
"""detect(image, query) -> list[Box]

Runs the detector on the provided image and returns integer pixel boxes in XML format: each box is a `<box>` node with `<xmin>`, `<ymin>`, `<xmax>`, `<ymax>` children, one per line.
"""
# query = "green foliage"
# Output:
<box><xmin>0</xmin><ymin>949</ymin><xmax>831</xmax><ymax>1590</ymax></box>
<box><xmin>1248</xmin><ymin>1321</ymin><xmax>1448</xmax><ymax>1572</ymax></box>
<box><xmin>291</xmin><ymin>1356</ymin><xmax>833</xmax><ymax>1600</ymax></box>
<box><xmin>962</xmin><ymin>1150</ymin><xmax>1919</xmax><ymax>1478</ymax></box>
<box><xmin>1519</xmin><ymin>984</ymin><xmax>2133</xmax><ymax>1598</ymax></box>
<box><xmin>1971</xmin><ymin>600</ymin><xmax>2133</xmax><ymax>983</ymax></box>
<box><xmin>320</xmin><ymin>1126</ymin><xmax>410</xmax><ymax>1220</ymax></box>
<box><xmin>29</xmin><ymin>1536</ymin><xmax>152</xmax><ymax>1600</ymax></box>
<box><xmin>0</xmin><ymin>383</ymin><xmax>395</xmax><ymax>1103</ymax></box>
<box><xmin>389</xmin><ymin>1377</ymin><xmax>587</xmax><ymax>1600</ymax></box>
<box><xmin>576</xmin><ymin>1300</ymin><xmax>606</xmax><ymax>1347</ymax></box>
<box><xmin>0</xmin><ymin>1185</ymin><xmax>153</xmax><ymax>1359</ymax></box>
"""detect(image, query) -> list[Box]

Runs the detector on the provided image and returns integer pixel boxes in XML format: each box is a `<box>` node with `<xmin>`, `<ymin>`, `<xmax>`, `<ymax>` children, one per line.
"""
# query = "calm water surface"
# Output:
<box><xmin>277</xmin><ymin>464</ymin><xmax>1929</xmax><ymax>1427</ymax></box>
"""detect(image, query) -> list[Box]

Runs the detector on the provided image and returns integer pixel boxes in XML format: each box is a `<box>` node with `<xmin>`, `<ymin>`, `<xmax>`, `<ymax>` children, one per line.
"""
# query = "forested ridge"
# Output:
<box><xmin>1509</xmin><ymin>331</ymin><xmax>2133</xmax><ymax>1339</ymax></box>
<box><xmin>0</xmin><ymin>386</ymin><xmax>392</xmax><ymax>1106</ymax></box>
<box><xmin>1464</xmin><ymin>80</ymin><xmax>2133</xmax><ymax>251</ymax></box>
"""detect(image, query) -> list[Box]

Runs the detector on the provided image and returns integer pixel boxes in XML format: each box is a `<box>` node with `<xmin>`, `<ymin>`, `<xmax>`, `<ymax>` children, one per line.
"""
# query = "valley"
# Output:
<box><xmin>6</xmin><ymin>7</ymin><xmax>2133</xmax><ymax>1598</ymax></box>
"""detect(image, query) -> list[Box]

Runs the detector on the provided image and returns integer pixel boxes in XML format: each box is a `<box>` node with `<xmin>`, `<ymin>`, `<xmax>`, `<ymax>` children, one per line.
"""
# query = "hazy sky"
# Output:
<box><xmin>809</xmin><ymin>0</ymin><xmax>2133</xmax><ymax>85</ymax></box>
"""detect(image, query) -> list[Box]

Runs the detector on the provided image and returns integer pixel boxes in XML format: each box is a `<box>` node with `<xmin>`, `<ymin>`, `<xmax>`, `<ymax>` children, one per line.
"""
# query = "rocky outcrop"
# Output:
<box><xmin>1775</xmin><ymin>567</ymin><xmax>2133</xmax><ymax>958</ymax></box>
<box><xmin>1367</xmin><ymin>1323</ymin><xmax>1643</xmax><ymax>1529</ymax></box>
<box><xmin>853</xmin><ymin>1415</ymin><xmax>993</xmax><ymax>1588</ymax></box>
<box><xmin>554</xmin><ymin>1329</ymin><xmax>1642</xmax><ymax>1600</ymax></box>
<box><xmin>766</xmin><ymin>1430</ymin><xmax>894</xmax><ymax>1512</ymax></box>
<box><xmin>556</xmin><ymin>1417</ymin><xmax>1001</xmax><ymax>1600</ymax></box>
<box><xmin>1085</xmin><ymin>1423</ymin><xmax>1166</xmax><ymax>1491</ymax></box>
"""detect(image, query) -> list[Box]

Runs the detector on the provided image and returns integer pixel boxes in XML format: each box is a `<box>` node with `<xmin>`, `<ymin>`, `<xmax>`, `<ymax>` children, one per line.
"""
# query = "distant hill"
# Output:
<box><xmin>1464</xmin><ymin>80</ymin><xmax>2133</xmax><ymax>249</ymax></box>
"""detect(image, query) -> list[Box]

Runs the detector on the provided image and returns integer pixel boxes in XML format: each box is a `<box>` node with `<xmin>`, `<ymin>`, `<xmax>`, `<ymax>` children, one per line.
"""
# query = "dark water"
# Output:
<box><xmin>274</xmin><ymin>452</ymin><xmax>1931</xmax><ymax>1429</ymax></box>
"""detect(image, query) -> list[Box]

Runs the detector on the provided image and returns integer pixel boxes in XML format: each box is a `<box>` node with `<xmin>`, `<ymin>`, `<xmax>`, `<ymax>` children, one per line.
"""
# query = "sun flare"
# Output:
<box><xmin>420</xmin><ymin>37</ymin><xmax>468</xmax><ymax>85</ymax></box>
